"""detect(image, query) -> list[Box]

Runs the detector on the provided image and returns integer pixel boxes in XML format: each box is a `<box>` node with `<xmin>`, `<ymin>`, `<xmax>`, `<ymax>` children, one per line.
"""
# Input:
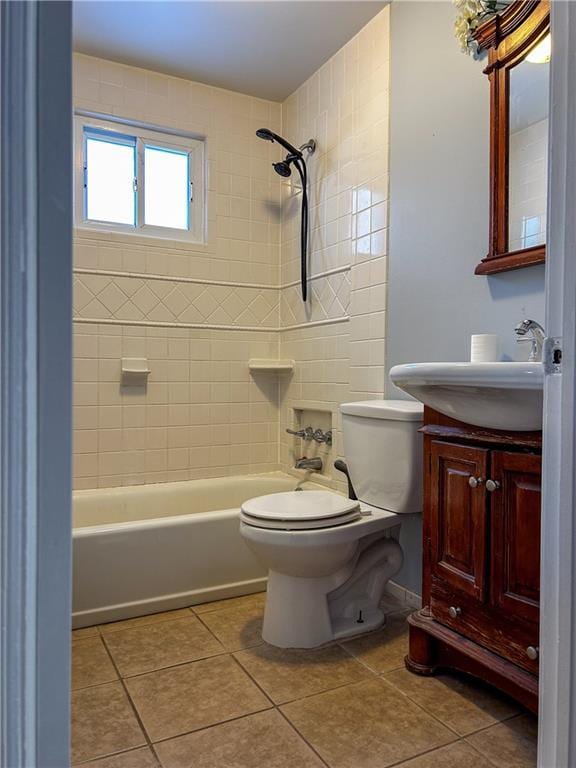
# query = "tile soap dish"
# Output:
<box><xmin>248</xmin><ymin>359</ymin><xmax>295</xmax><ymax>373</ymax></box>
<box><xmin>121</xmin><ymin>357</ymin><xmax>151</xmax><ymax>385</ymax></box>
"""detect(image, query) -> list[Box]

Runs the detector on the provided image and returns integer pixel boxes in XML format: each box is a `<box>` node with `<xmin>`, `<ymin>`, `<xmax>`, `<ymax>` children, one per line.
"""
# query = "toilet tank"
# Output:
<box><xmin>340</xmin><ymin>400</ymin><xmax>424</xmax><ymax>513</ymax></box>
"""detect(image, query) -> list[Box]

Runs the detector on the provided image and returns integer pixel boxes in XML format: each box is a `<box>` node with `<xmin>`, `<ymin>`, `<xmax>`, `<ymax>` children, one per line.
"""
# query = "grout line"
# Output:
<box><xmin>112</xmin><ymin>647</ymin><xmax>233</xmax><ymax>682</ymax></box>
<box><xmin>377</xmin><ymin>673</ymin><xmax>463</xmax><ymax>740</ymax></box>
<box><xmin>224</xmin><ymin>653</ymin><xmax>332</xmax><ymax>768</ymax></box>
<box><xmin>99</xmin><ymin>638</ymin><xmax>155</xmax><ymax>745</ymax></box>
<box><xmin>73</xmin><ymin>746</ymin><xmax>161</xmax><ymax>767</ymax></box>
<box><xmin>148</xmin><ymin>704</ymin><xmax>276</xmax><ymax>747</ymax></box>
<box><xmin>275</xmin><ymin>707</ymin><xmax>331</xmax><ymax>768</ymax></box>
<box><xmin>383</xmin><ymin>739</ymin><xmax>463</xmax><ymax>768</ymax></box>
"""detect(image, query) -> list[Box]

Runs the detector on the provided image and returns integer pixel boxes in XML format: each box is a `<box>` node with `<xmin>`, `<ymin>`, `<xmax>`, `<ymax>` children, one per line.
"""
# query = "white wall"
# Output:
<box><xmin>386</xmin><ymin>1</ymin><xmax>546</xmax><ymax>594</ymax></box>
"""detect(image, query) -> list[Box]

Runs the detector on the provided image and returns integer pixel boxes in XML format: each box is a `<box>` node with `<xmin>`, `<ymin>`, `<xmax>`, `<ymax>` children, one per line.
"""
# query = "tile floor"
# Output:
<box><xmin>71</xmin><ymin>593</ymin><xmax>537</xmax><ymax>767</ymax></box>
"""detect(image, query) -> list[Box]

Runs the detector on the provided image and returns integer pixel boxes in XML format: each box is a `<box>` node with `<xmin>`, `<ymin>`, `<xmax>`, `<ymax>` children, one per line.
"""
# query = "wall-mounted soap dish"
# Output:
<box><xmin>121</xmin><ymin>358</ymin><xmax>151</xmax><ymax>385</ymax></box>
<box><xmin>248</xmin><ymin>359</ymin><xmax>295</xmax><ymax>373</ymax></box>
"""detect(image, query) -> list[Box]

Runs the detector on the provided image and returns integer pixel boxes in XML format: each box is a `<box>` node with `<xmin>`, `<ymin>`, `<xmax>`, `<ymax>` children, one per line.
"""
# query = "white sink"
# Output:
<box><xmin>389</xmin><ymin>362</ymin><xmax>544</xmax><ymax>431</ymax></box>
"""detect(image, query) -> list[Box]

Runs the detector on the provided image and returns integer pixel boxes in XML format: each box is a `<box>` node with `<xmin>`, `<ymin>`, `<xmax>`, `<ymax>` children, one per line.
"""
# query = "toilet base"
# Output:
<box><xmin>261</xmin><ymin>536</ymin><xmax>403</xmax><ymax>648</ymax></box>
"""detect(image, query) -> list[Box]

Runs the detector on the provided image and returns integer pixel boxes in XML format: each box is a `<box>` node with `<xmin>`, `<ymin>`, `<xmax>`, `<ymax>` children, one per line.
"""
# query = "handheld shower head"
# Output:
<box><xmin>255</xmin><ymin>128</ymin><xmax>302</xmax><ymax>158</ymax></box>
<box><xmin>255</xmin><ymin>127</ymin><xmax>275</xmax><ymax>142</ymax></box>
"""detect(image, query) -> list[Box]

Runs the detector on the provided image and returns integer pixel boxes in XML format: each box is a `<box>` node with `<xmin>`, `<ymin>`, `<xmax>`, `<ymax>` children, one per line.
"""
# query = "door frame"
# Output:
<box><xmin>538</xmin><ymin>2</ymin><xmax>576</xmax><ymax>766</ymax></box>
<box><xmin>0</xmin><ymin>3</ymin><xmax>73</xmax><ymax>766</ymax></box>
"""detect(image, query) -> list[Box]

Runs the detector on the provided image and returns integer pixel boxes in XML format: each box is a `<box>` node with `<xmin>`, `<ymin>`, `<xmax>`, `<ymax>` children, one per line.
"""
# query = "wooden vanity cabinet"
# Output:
<box><xmin>406</xmin><ymin>409</ymin><xmax>541</xmax><ymax>713</ymax></box>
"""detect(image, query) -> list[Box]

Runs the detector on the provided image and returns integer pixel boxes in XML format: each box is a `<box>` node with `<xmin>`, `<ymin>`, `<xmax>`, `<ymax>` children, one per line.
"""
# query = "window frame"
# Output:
<box><xmin>74</xmin><ymin>113</ymin><xmax>205</xmax><ymax>244</ymax></box>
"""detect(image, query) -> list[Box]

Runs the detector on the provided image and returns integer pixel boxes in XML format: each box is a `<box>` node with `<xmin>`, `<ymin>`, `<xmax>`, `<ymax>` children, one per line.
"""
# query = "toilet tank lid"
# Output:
<box><xmin>340</xmin><ymin>399</ymin><xmax>424</xmax><ymax>421</ymax></box>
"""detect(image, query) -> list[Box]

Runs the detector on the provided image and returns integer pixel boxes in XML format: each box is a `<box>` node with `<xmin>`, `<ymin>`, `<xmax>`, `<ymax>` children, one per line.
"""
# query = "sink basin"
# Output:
<box><xmin>389</xmin><ymin>362</ymin><xmax>544</xmax><ymax>431</ymax></box>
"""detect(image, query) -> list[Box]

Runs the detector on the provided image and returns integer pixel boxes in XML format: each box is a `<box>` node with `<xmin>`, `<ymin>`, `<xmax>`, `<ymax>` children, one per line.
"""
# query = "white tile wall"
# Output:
<box><xmin>73</xmin><ymin>54</ymin><xmax>283</xmax><ymax>488</ymax></box>
<box><xmin>509</xmin><ymin>118</ymin><xmax>548</xmax><ymax>252</ymax></box>
<box><xmin>74</xmin><ymin>324</ymin><xmax>279</xmax><ymax>489</ymax></box>
<box><xmin>278</xmin><ymin>8</ymin><xmax>391</xmax><ymax>488</ymax></box>
<box><xmin>72</xmin><ymin>6</ymin><xmax>391</xmax><ymax>490</ymax></box>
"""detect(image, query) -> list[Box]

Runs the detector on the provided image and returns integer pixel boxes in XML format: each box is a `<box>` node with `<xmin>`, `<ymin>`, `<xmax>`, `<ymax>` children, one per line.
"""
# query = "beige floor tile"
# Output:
<box><xmin>385</xmin><ymin>668</ymin><xmax>519</xmax><ymax>736</ymax></box>
<box><xmin>466</xmin><ymin>714</ymin><xmax>538</xmax><ymax>767</ymax></box>
<box><xmin>99</xmin><ymin>608</ymin><xmax>193</xmax><ymax>634</ymax></box>
<box><xmin>193</xmin><ymin>591</ymin><xmax>266</xmax><ymax>615</ymax></box>
<box><xmin>155</xmin><ymin>709</ymin><xmax>324</xmax><ymax>768</ymax></box>
<box><xmin>394</xmin><ymin>741</ymin><xmax>496</xmax><ymax>767</ymax></box>
<box><xmin>103</xmin><ymin>616</ymin><xmax>224</xmax><ymax>676</ymax></box>
<box><xmin>380</xmin><ymin>593</ymin><xmax>409</xmax><ymax>615</ymax></box>
<box><xmin>72</xmin><ymin>636</ymin><xmax>119</xmax><ymax>690</ymax></box>
<box><xmin>281</xmin><ymin>677</ymin><xmax>456</xmax><ymax>768</ymax></box>
<box><xmin>198</xmin><ymin>601</ymin><xmax>264</xmax><ymax>650</ymax></box>
<box><xmin>125</xmin><ymin>654</ymin><xmax>272</xmax><ymax>742</ymax></box>
<box><xmin>73</xmin><ymin>626</ymin><xmax>100</xmax><ymax>641</ymax></box>
<box><xmin>234</xmin><ymin>642</ymin><xmax>373</xmax><ymax>704</ymax></box>
<box><xmin>71</xmin><ymin>682</ymin><xmax>146</xmax><ymax>764</ymax></box>
<box><xmin>83</xmin><ymin>747</ymin><xmax>159</xmax><ymax>767</ymax></box>
<box><xmin>340</xmin><ymin>611</ymin><xmax>410</xmax><ymax>673</ymax></box>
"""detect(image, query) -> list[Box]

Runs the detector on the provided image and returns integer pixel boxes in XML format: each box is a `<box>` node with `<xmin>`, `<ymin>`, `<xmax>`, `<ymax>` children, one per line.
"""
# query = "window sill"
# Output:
<box><xmin>74</xmin><ymin>226</ymin><xmax>209</xmax><ymax>253</ymax></box>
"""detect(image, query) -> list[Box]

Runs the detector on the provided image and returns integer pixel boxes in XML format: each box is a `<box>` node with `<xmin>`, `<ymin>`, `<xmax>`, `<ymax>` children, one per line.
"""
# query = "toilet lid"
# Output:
<box><xmin>241</xmin><ymin>491</ymin><xmax>361</xmax><ymax>526</ymax></box>
<box><xmin>240</xmin><ymin>508</ymin><xmax>361</xmax><ymax>530</ymax></box>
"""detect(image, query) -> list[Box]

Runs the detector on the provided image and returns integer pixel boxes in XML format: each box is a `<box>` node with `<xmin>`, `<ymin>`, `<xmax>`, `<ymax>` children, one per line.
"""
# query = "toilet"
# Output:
<box><xmin>240</xmin><ymin>399</ymin><xmax>424</xmax><ymax>648</ymax></box>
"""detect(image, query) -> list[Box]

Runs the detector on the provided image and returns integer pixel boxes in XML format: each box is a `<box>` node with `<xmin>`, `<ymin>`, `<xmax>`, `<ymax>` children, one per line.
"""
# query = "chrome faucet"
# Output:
<box><xmin>286</xmin><ymin>426</ymin><xmax>332</xmax><ymax>446</ymax></box>
<box><xmin>294</xmin><ymin>457</ymin><xmax>323</xmax><ymax>471</ymax></box>
<box><xmin>514</xmin><ymin>319</ymin><xmax>546</xmax><ymax>362</ymax></box>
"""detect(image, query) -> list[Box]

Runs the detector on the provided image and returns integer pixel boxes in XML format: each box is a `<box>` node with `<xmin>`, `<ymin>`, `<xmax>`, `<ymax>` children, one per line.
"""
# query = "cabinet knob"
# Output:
<box><xmin>486</xmin><ymin>479</ymin><xmax>501</xmax><ymax>492</ymax></box>
<box><xmin>526</xmin><ymin>646</ymin><xmax>539</xmax><ymax>660</ymax></box>
<box><xmin>448</xmin><ymin>606</ymin><xmax>462</xmax><ymax>619</ymax></box>
<box><xmin>468</xmin><ymin>476</ymin><xmax>483</xmax><ymax>488</ymax></box>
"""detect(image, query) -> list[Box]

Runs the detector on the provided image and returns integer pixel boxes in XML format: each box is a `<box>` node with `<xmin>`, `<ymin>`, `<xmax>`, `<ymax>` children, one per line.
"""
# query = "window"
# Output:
<box><xmin>75</xmin><ymin>114</ymin><xmax>204</xmax><ymax>242</ymax></box>
<box><xmin>521</xmin><ymin>214</ymin><xmax>545</xmax><ymax>249</ymax></box>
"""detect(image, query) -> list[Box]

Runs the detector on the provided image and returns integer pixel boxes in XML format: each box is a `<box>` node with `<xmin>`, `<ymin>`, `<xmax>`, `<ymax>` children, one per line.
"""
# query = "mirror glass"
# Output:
<box><xmin>508</xmin><ymin>34</ymin><xmax>550</xmax><ymax>253</ymax></box>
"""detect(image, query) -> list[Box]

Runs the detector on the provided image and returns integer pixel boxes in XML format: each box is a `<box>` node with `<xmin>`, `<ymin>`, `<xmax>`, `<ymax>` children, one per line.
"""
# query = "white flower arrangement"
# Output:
<box><xmin>454</xmin><ymin>0</ymin><xmax>512</xmax><ymax>55</ymax></box>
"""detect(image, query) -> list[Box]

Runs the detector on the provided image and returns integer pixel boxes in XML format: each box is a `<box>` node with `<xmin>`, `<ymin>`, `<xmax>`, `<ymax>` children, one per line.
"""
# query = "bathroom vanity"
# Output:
<box><xmin>406</xmin><ymin>407</ymin><xmax>541</xmax><ymax>713</ymax></box>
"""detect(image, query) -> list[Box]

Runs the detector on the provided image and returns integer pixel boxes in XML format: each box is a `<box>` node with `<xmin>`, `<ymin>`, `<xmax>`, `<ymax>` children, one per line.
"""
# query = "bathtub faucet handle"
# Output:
<box><xmin>286</xmin><ymin>426</ymin><xmax>314</xmax><ymax>441</ymax></box>
<box><xmin>313</xmin><ymin>429</ymin><xmax>332</xmax><ymax>446</ymax></box>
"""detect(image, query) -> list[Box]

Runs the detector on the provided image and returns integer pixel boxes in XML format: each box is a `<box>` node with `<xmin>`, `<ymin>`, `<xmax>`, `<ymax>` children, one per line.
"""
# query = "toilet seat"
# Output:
<box><xmin>241</xmin><ymin>490</ymin><xmax>361</xmax><ymax>531</ymax></box>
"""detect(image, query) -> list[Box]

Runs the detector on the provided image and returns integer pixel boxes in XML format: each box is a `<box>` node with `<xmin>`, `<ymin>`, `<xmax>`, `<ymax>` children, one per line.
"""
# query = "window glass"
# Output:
<box><xmin>144</xmin><ymin>145</ymin><xmax>189</xmax><ymax>230</ymax></box>
<box><xmin>85</xmin><ymin>136</ymin><xmax>136</xmax><ymax>225</ymax></box>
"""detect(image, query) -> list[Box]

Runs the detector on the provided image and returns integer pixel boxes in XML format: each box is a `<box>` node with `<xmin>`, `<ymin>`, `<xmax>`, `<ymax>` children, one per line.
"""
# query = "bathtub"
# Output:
<box><xmin>72</xmin><ymin>472</ymin><xmax>324</xmax><ymax>628</ymax></box>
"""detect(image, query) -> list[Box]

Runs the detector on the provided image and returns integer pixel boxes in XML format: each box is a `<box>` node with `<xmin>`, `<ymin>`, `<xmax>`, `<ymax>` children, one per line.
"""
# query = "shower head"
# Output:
<box><xmin>256</xmin><ymin>128</ymin><xmax>303</xmax><ymax>158</ymax></box>
<box><xmin>255</xmin><ymin>127</ymin><xmax>275</xmax><ymax>142</ymax></box>
<box><xmin>273</xmin><ymin>160</ymin><xmax>293</xmax><ymax>178</ymax></box>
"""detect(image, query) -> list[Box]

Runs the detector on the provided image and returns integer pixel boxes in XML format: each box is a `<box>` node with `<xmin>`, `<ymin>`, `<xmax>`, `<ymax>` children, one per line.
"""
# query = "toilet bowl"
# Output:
<box><xmin>240</xmin><ymin>399</ymin><xmax>423</xmax><ymax>648</ymax></box>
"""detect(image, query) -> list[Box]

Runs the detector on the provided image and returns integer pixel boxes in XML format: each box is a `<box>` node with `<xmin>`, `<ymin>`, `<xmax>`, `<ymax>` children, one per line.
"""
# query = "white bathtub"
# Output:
<box><xmin>73</xmin><ymin>472</ymin><xmax>323</xmax><ymax>628</ymax></box>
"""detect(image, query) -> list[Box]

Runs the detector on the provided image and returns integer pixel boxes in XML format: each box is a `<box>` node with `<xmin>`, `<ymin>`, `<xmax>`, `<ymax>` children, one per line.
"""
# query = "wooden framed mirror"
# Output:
<box><xmin>474</xmin><ymin>0</ymin><xmax>550</xmax><ymax>275</ymax></box>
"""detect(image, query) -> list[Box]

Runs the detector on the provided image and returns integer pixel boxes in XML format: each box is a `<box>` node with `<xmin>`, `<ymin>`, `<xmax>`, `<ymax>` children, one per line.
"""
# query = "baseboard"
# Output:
<box><xmin>72</xmin><ymin>576</ymin><xmax>268</xmax><ymax>629</ymax></box>
<box><xmin>385</xmin><ymin>580</ymin><xmax>422</xmax><ymax>610</ymax></box>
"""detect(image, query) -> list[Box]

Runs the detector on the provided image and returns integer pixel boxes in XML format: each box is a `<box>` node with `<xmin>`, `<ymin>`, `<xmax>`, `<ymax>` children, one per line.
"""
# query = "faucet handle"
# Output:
<box><xmin>286</xmin><ymin>426</ymin><xmax>314</xmax><ymax>441</ymax></box>
<box><xmin>516</xmin><ymin>336</ymin><xmax>539</xmax><ymax>362</ymax></box>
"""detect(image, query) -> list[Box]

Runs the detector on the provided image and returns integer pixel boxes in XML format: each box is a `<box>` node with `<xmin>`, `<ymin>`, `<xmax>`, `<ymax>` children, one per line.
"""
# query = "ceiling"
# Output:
<box><xmin>73</xmin><ymin>1</ymin><xmax>387</xmax><ymax>102</ymax></box>
<box><xmin>510</xmin><ymin>57</ymin><xmax>549</xmax><ymax>134</ymax></box>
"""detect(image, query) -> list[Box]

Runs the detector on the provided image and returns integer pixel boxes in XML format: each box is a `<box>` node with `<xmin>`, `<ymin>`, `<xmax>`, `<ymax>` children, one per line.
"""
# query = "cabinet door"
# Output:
<box><xmin>429</xmin><ymin>441</ymin><xmax>489</xmax><ymax>602</ymax></box>
<box><xmin>490</xmin><ymin>450</ymin><xmax>541</xmax><ymax>626</ymax></box>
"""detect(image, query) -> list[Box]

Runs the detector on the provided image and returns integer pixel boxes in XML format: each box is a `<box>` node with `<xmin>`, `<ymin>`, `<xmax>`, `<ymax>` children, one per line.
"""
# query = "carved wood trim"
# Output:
<box><xmin>472</xmin><ymin>0</ymin><xmax>550</xmax><ymax>275</ymax></box>
<box><xmin>406</xmin><ymin>611</ymin><xmax>539</xmax><ymax>713</ymax></box>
